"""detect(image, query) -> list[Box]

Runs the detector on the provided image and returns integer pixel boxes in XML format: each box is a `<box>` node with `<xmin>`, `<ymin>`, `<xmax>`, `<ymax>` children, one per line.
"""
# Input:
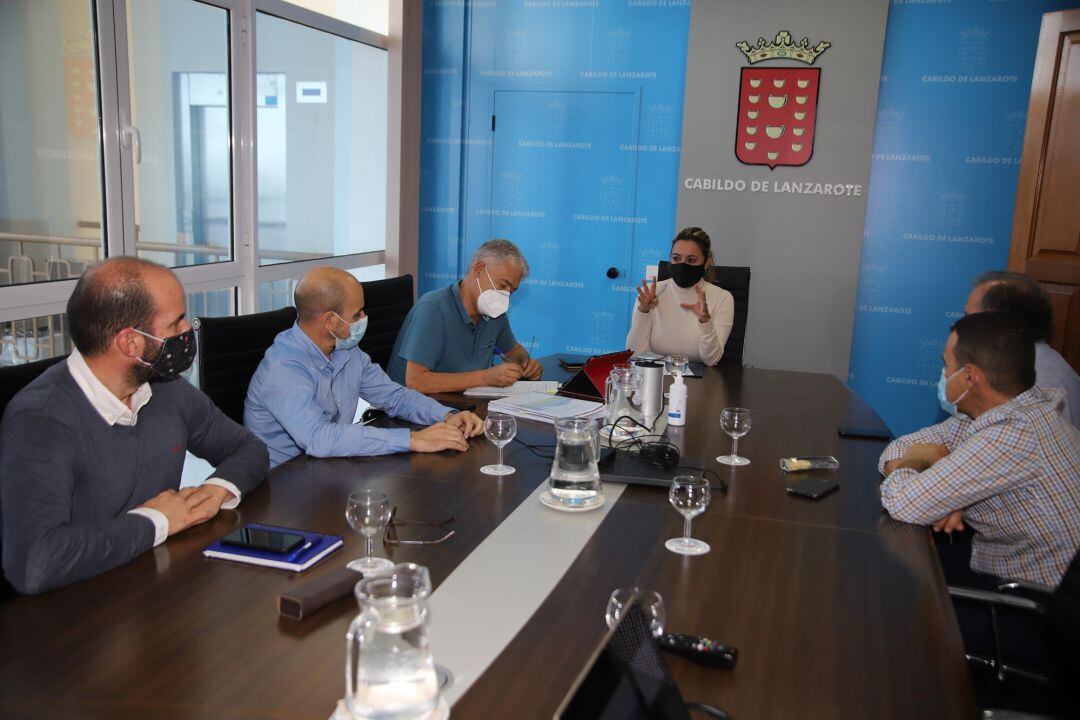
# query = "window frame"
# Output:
<box><xmin>0</xmin><ymin>0</ymin><xmax>394</xmax><ymax>325</ymax></box>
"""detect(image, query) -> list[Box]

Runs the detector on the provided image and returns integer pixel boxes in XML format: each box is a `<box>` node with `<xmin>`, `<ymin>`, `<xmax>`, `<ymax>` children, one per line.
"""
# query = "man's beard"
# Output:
<box><xmin>129</xmin><ymin>345</ymin><xmax>161</xmax><ymax>385</ymax></box>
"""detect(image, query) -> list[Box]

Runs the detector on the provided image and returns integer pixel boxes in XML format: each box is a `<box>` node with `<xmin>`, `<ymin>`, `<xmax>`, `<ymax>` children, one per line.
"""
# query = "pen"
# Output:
<box><xmin>286</xmin><ymin>541</ymin><xmax>313</xmax><ymax>563</ymax></box>
<box><xmin>494</xmin><ymin>345</ymin><xmax>524</xmax><ymax>370</ymax></box>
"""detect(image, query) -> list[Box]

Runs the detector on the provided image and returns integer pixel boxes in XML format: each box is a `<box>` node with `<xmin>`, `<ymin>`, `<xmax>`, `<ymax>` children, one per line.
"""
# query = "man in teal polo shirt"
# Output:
<box><xmin>388</xmin><ymin>239</ymin><xmax>542</xmax><ymax>393</ymax></box>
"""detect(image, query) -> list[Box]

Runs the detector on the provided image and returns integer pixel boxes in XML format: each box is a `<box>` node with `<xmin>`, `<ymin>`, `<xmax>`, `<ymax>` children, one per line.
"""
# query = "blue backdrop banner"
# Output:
<box><xmin>419</xmin><ymin>0</ymin><xmax>692</xmax><ymax>359</ymax></box>
<box><xmin>849</xmin><ymin>0</ymin><xmax>1074</xmax><ymax>436</ymax></box>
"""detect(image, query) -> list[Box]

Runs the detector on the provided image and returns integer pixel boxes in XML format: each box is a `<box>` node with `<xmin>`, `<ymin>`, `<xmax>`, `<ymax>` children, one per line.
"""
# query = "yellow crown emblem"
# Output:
<box><xmin>736</xmin><ymin>30</ymin><xmax>831</xmax><ymax>65</ymax></box>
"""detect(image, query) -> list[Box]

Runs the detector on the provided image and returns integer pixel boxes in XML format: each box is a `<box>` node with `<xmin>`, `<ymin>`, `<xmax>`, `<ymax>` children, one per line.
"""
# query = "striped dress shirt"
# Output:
<box><xmin>879</xmin><ymin>387</ymin><xmax>1080</xmax><ymax>587</ymax></box>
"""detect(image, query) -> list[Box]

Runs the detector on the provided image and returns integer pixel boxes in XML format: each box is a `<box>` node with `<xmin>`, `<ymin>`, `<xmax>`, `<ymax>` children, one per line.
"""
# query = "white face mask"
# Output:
<box><xmin>476</xmin><ymin>267</ymin><xmax>510</xmax><ymax>319</ymax></box>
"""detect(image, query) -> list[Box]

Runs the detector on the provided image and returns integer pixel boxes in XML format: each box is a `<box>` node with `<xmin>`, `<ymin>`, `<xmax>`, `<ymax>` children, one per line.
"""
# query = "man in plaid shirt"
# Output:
<box><xmin>879</xmin><ymin>311</ymin><xmax>1080</xmax><ymax>588</ymax></box>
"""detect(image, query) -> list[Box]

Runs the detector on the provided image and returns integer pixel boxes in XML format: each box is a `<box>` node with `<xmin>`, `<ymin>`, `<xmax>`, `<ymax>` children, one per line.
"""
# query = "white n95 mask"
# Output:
<box><xmin>476</xmin><ymin>267</ymin><xmax>510</xmax><ymax>319</ymax></box>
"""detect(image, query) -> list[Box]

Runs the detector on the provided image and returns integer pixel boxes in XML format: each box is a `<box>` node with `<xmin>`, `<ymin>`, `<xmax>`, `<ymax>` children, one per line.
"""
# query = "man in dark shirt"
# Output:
<box><xmin>0</xmin><ymin>257</ymin><xmax>268</xmax><ymax>594</ymax></box>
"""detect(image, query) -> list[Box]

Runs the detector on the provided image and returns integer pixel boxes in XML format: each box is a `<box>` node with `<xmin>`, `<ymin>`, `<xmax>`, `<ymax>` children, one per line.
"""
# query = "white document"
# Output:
<box><xmin>488</xmin><ymin>392</ymin><xmax>605</xmax><ymax>424</ymax></box>
<box><xmin>464</xmin><ymin>380</ymin><xmax>561</xmax><ymax>398</ymax></box>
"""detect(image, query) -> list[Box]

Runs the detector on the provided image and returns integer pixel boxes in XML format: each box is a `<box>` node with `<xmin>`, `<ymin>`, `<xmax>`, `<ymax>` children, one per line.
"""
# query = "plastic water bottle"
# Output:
<box><xmin>668</xmin><ymin>375</ymin><xmax>687</xmax><ymax>427</ymax></box>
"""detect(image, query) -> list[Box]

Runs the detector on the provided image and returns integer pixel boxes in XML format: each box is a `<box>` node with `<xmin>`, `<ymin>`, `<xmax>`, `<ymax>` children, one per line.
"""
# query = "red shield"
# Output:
<box><xmin>735</xmin><ymin>67</ymin><xmax>820</xmax><ymax>169</ymax></box>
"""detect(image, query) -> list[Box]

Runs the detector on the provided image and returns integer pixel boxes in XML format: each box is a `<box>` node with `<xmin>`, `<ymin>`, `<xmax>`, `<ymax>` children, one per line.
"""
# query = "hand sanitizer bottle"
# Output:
<box><xmin>668</xmin><ymin>374</ymin><xmax>687</xmax><ymax>427</ymax></box>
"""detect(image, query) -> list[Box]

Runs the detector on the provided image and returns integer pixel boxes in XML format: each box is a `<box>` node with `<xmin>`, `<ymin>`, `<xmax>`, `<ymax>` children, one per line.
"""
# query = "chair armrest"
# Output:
<box><xmin>686</xmin><ymin>702</ymin><xmax>732</xmax><ymax>720</ymax></box>
<box><xmin>997</xmin><ymin>580</ymin><xmax>1054</xmax><ymax>596</ymax></box>
<box><xmin>948</xmin><ymin>585</ymin><xmax>1047</xmax><ymax>614</ymax></box>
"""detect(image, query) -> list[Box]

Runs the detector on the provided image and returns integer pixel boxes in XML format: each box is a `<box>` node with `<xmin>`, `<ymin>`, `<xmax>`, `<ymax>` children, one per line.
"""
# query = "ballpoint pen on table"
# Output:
<box><xmin>286</xmin><ymin>541</ymin><xmax>313</xmax><ymax>563</ymax></box>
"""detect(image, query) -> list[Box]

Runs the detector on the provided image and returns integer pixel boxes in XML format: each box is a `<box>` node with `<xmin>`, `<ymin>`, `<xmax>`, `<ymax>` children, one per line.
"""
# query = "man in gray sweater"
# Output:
<box><xmin>0</xmin><ymin>258</ymin><xmax>268</xmax><ymax>594</ymax></box>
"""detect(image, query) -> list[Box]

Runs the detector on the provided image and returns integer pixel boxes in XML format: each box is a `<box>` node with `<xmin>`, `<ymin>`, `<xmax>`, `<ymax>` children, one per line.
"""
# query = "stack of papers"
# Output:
<box><xmin>488</xmin><ymin>392</ymin><xmax>606</xmax><ymax>424</ymax></box>
<box><xmin>464</xmin><ymin>380</ymin><xmax>562</xmax><ymax>398</ymax></box>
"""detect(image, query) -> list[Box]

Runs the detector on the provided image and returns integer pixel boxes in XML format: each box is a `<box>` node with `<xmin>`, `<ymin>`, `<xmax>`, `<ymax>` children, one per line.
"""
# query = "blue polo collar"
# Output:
<box><xmin>450</xmin><ymin>281</ymin><xmax>480</xmax><ymax>328</ymax></box>
<box><xmin>289</xmin><ymin>323</ymin><xmax>352</xmax><ymax>375</ymax></box>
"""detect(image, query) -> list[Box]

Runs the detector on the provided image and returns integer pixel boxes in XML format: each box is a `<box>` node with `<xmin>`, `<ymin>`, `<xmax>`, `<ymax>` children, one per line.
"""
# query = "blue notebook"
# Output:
<box><xmin>203</xmin><ymin>523</ymin><xmax>344</xmax><ymax>572</ymax></box>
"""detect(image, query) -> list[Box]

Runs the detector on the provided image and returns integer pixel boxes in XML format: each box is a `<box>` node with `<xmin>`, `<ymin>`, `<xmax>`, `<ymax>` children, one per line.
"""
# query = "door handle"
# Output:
<box><xmin>121</xmin><ymin>124</ymin><xmax>142</xmax><ymax>164</ymax></box>
<box><xmin>606</xmin><ymin>267</ymin><xmax>620</xmax><ymax>279</ymax></box>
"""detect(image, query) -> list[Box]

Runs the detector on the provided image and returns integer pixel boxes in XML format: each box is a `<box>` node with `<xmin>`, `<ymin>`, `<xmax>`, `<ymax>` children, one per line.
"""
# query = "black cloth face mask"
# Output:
<box><xmin>134</xmin><ymin>325</ymin><xmax>197</xmax><ymax>381</ymax></box>
<box><xmin>669</xmin><ymin>262</ymin><xmax>706</xmax><ymax>289</ymax></box>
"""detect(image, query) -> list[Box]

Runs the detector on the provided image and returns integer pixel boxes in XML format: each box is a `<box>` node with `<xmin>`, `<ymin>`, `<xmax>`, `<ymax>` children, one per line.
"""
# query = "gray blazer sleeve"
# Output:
<box><xmin>0</xmin><ymin>410</ymin><xmax>155</xmax><ymax>595</ymax></box>
<box><xmin>180</xmin><ymin>382</ymin><xmax>269</xmax><ymax>496</ymax></box>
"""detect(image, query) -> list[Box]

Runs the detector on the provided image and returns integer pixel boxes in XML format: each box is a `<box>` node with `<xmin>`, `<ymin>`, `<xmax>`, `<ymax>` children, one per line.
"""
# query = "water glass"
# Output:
<box><xmin>665</xmin><ymin>475</ymin><xmax>711</xmax><ymax>555</ymax></box>
<box><xmin>664</xmin><ymin>354</ymin><xmax>689</xmax><ymax>379</ymax></box>
<box><xmin>605</xmin><ymin>587</ymin><xmax>665</xmax><ymax>638</ymax></box>
<box><xmin>346</xmin><ymin>490</ymin><xmax>394</xmax><ymax>573</ymax></box>
<box><xmin>717</xmin><ymin>407</ymin><xmax>752</xmax><ymax>466</ymax></box>
<box><xmin>481</xmin><ymin>412</ymin><xmax>517</xmax><ymax>476</ymax></box>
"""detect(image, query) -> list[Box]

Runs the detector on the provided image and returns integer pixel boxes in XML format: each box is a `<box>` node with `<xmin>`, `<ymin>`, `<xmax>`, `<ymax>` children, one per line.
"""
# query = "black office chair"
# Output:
<box><xmin>0</xmin><ymin>353</ymin><xmax>67</xmax><ymax>599</ymax></box>
<box><xmin>359</xmin><ymin>274</ymin><xmax>414</xmax><ymax>370</ymax></box>
<box><xmin>196</xmin><ymin>306</ymin><xmax>297</xmax><ymax>425</ymax></box>
<box><xmin>948</xmin><ymin>546</ymin><xmax>1080</xmax><ymax>717</ymax></box>
<box><xmin>657</xmin><ymin>262</ymin><xmax>751</xmax><ymax>366</ymax></box>
<box><xmin>0</xmin><ymin>355</ymin><xmax>67</xmax><ymax>422</ymax></box>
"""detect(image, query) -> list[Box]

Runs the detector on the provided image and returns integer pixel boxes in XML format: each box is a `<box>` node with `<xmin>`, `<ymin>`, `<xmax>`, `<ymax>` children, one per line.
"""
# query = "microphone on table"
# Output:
<box><xmin>657</xmin><ymin>632</ymin><xmax>738</xmax><ymax>669</ymax></box>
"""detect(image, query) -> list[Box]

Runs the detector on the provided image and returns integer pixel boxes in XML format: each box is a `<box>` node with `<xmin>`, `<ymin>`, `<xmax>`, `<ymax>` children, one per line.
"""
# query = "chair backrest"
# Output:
<box><xmin>1048</xmin><ymin>545</ymin><xmax>1080</xmax><ymax>706</ymax></box>
<box><xmin>196</xmin><ymin>306</ymin><xmax>297</xmax><ymax>425</ymax></box>
<box><xmin>0</xmin><ymin>355</ymin><xmax>67</xmax><ymax>422</ymax></box>
<box><xmin>358</xmin><ymin>274</ymin><xmax>414</xmax><ymax>370</ymax></box>
<box><xmin>0</xmin><ymin>353</ymin><xmax>68</xmax><ymax>599</ymax></box>
<box><xmin>657</xmin><ymin>262</ymin><xmax>751</xmax><ymax>366</ymax></box>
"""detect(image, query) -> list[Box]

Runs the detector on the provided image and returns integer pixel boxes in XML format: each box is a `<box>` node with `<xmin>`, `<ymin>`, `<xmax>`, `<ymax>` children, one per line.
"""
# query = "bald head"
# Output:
<box><xmin>294</xmin><ymin>267</ymin><xmax>363</xmax><ymax>323</ymax></box>
<box><xmin>67</xmin><ymin>257</ymin><xmax>179</xmax><ymax>356</ymax></box>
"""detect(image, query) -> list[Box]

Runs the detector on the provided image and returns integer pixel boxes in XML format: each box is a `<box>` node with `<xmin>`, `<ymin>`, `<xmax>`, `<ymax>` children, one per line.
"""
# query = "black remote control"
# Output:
<box><xmin>658</xmin><ymin>633</ymin><xmax>738</xmax><ymax>669</ymax></box>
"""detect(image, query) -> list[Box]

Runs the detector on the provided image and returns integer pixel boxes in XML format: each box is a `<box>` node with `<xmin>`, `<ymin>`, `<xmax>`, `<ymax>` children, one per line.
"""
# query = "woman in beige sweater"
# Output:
<box><xmin>626</xmin><ymin>227</ymin><xmax>735</xmax><ymax>365</ymax></box>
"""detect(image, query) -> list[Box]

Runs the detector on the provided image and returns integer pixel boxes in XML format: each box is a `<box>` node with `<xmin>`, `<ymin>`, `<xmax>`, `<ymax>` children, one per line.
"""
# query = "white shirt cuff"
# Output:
<box><xmin>204</xmin><ymin>478</ymin><xmax>242</xmax><ymax>510</ymax></box>
<box><xmin>128</xmin><ymin>508</ymin><xmax>169</xmax><ymax>547</ymax></box>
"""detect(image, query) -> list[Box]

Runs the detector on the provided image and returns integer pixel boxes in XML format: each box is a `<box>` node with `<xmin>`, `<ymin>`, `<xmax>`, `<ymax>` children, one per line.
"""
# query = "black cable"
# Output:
<box><xmin>601</xmin><ymin>414</ymin><xmax>653</xmax><ymax>450</ymax></box>
<box><xmin>511</xmin><ymin>437</ymin><xmax>556</xmax><ymax>459</ymax></box>
<box><xmin>640</xmin><ymin>441</ymin><xmax>680</xmax><ymax>470</ymax></box>
<box><xmin>686</xmin><ymin>465</ymin><xmax>729</xmax><ymax>494</ymax></box>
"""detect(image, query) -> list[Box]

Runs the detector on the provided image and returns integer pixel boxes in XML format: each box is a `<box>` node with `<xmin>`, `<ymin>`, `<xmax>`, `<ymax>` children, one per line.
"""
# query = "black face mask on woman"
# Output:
<box><xmin>133</xmin><ymin>326</ymin><xmax>197</xmax><ymax>381</ymax></box>
<box><xmin>669</xmin><ymin>262</ymin><xmax>706</xmax><ymax>289</ymax></box>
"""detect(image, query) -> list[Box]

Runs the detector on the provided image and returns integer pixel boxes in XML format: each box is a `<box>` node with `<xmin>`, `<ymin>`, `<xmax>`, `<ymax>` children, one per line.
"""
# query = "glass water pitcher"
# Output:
<box><xmin>604</xmin><ymin>363</ymin><xmax>639</xmax><ymax>428</ymax></box>
<box><xmin>345</xmin><ymin>563</ymin><xmax>439</xmax><ymax>720</ymax></box>
<box><xmin>549</xmin><ymin>417</ymin><xmax>601</xmax><ymax>506</ymax></box>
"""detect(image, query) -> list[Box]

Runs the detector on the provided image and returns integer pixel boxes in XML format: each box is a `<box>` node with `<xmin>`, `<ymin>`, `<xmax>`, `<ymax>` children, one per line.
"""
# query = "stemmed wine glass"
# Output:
<box><xmin>481</xmin><ymin>412</ymin><xmax>517</xmax><ymax>476</ymax></box>
<box><xmin>665</xmin><ymin>475</ymin><xmax>711</xmax><ymax>555</ymax></box>
<box><xmin>345</xmin><ymin>490</ymin><xmax>394</xmax><ymax>573</ymax></box>
<box><xmin>664</xmin><ymin>354</ymin><xmax>689</xmax><ymax>379</ymax></box>
<box><xmin>605</xmin><ymin>587</ymin><xmax>666</xmax><ymax>637</ymax></box>
<box><xmin>717</xmin><ymin>407</ymin><xmax>751</xmax><ymax>466</ymax></box>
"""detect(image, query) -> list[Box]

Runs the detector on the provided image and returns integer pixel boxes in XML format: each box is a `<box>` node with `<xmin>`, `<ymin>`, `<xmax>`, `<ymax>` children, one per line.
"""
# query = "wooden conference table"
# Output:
<box><xmin>0</xmin><ymin>358</ymin><xmax>977</xmax><ymax>719</ymax></box>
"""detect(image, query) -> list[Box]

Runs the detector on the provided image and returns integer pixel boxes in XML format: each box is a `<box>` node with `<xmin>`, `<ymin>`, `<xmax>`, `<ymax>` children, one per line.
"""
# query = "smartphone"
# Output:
<box><xmin>786</xmin><ymin>477</ymin><xmax>840</xmax><ymax>500</ymax></box>
<box><xmin>838</xmin><ymin>426</ymin><xmax>893</xmax><ymax>441</ymax></box>
<box><xmin>221</xmin><ymin>527</ymin><xmax>306</xmax><ymax>554</ymax></box>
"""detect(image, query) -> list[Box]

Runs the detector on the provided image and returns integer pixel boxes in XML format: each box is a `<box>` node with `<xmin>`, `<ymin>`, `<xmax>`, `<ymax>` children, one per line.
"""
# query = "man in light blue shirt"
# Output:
<box><xmin>245</xmin><ymin>267</ymin><xmax>484</xmax><ymax>468</ymax></box>
<box><xmin>965</xmin><ymin>271</ymin><xmax>1080</xmax><ymax>428</ymax></box>
<box><xmin>388</xmin><ymin>239</ymin><xmax>542</xmax><ymax>393</ymax></box>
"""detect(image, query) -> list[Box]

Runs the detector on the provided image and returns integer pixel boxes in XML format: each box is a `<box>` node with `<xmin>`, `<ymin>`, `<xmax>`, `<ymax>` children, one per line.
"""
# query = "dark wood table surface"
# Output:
<box><xmin>0</xmin><ymin>358</ymin><xmax>977</xmax><ymax>719</ymax></box>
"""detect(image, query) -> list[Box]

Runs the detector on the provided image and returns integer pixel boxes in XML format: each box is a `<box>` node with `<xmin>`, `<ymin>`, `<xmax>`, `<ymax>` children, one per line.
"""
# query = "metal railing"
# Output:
<box><xmin>0</xmin><ymin>231</ymin><xmax>327</xmax><ymax>284</ymax></box>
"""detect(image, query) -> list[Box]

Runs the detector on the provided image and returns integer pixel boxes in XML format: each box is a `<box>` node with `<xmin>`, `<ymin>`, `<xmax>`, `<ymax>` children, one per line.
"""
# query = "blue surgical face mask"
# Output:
<box><xmin>937</xmin><ymin>366</ymin><xmax>971</xmax><ymax>418</ymax></box>
<box><xmin>331</xmin><ymin>312</ymin><xmax>368</xmax><ymax>351</ymax></box>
